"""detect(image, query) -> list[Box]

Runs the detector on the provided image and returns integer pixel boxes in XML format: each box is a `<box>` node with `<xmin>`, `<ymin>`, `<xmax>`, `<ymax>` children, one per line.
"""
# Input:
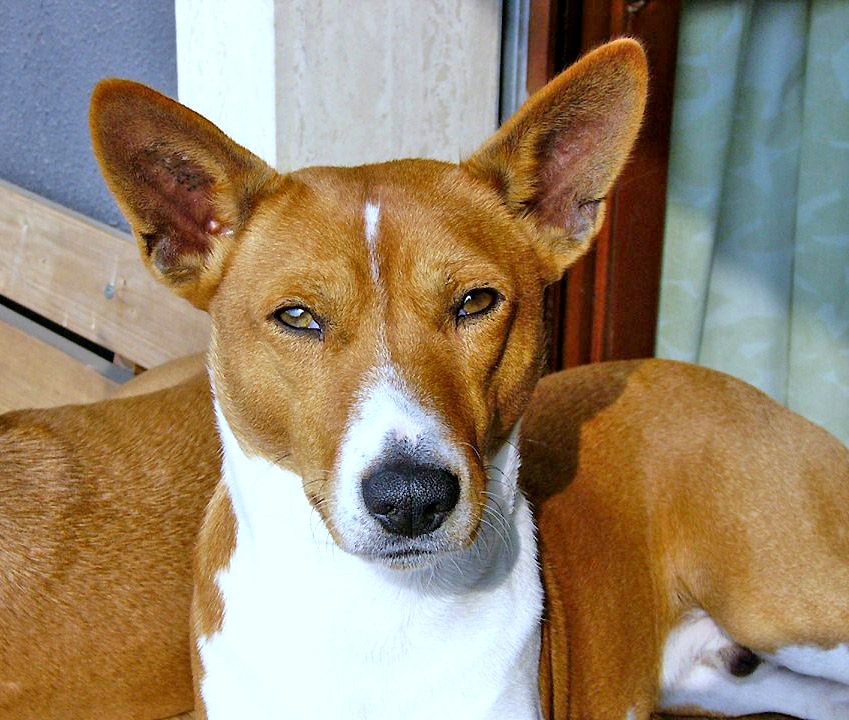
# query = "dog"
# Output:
<box><xmin>1</xmin><ymin>38</ymin><xmax>847</xmax><ymax>720</ymax></box>
<box><xmin>85</xmin><ymin>37</ymin><xmax>849</xmax><ymax>720</ymax></box>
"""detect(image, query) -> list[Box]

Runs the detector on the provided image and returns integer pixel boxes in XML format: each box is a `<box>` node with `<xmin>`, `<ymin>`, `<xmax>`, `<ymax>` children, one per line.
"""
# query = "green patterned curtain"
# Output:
<box><xmin>657</xmin><ymin>0</ymin><xmax>849</xmax><ymax>444</ymax></box>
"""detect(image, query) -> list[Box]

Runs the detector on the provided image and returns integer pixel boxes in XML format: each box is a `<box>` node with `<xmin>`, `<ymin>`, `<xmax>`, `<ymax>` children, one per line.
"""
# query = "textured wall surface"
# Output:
<box><xmin>0</xmin><ymin>0</ymin><xmax>177</xmax><ymax>229</ymax></box>
<box><xmin>176</xmin><ymin>0</ymin><xmax>278</xmax><ymax>167</ymax></box>
<box><xmin>176</xmin><ymin>0</ymin><xmax>502</xmax><ymax>173</ymax></box>
<box><xmin>274</xmin><ymin>0</ymin><xmax>502</xmax><ymax>170</ymax></box>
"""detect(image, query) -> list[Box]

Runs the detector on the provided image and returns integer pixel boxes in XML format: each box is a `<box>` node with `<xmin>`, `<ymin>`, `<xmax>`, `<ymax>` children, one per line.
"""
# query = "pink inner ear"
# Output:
<box><xmin>134</xmin><ymin>145</ymin><xmax>223</xmax><ymax>267</ymax></box>
<box><xmin>529</xmin><ymin>120</ymin><xmax>604</xmax><ymax>239</ymax></box>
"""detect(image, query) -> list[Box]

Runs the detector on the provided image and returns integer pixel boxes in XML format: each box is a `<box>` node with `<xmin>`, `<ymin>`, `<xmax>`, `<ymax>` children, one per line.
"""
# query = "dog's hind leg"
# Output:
<box><xmin>659</xmin><ymin>610</ymin><xmax>849</xmax><ymax>719</ymax></box>
<box><xmin>661</xmin><ymin>658</ymin><xmax>849</xmax><ymax>720</ymax></box>
<box><xmin>662</xmin><ymin>393</ymin><xmax>849</xmax><ymax>706</ymax></box>
<box><xmin>764</xmin><ymin>644</ymin><xmax>849</xmax><ymax>685</ymax></box>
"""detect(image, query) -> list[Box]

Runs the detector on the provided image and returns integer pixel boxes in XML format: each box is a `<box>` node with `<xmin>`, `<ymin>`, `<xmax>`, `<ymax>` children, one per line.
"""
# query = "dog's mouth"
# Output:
<box><xmin>372</xmin><ymin>548</ymin><xmax>437</xmax><ymax>569</ymax></box>
<box><xmin>358</xmin><ymin>535</ymin><xmax>464</xmax><ymax>570</ymax></box>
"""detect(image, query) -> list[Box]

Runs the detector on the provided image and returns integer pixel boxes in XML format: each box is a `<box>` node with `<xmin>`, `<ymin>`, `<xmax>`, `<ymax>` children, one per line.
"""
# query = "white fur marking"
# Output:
<box><xmin>333</xmin><ymin>364</ymin><xmax>470</xmax><ymax>555</ymax></box>
<box><xmin>659</xmin><ymin>610</ymin><xmax>735</xmax><ymax>691</ymax></box>
<box><xmin>364</xmin><ymin>201</ymin><xmax>381</xmax><ymax>283</ymax></box>
<box><xmin>198</xmin><ymin>402</ymin><xmax>544</xmax><ymax>720</ymax></box>
<box><xmin>766</xmin><ymin>644</ymin><xmax>849</xmax><ymax>686</ymax></box>
<box><xmin>659</xmin><ymin>611</ymin><xmax>849</xmax><ymax>719</ymax></box>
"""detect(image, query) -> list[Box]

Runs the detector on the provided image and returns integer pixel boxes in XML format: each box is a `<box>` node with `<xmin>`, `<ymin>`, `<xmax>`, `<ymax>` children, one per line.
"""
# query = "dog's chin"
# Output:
<box><xmin>370</xmin><ymin>549</ymin><xmax>440</xmax><ymax>571</ymax></box>
<box><xmin>354</xmin><ymin>536</ymin><xmax>468</xmax><ymax>571</ymax></box>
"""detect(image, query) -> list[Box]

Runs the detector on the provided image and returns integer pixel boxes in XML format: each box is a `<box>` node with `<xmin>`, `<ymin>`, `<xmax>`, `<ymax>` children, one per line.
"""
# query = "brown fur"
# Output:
<box><xmin>109</xmin><ymin>354</ymin><xmax>206</xmax><ymax>399</ymax></box>
<box><xmin>0</xmin><ymin>375</ymin><xmax>218</xmax><ymax>719</ymax></box>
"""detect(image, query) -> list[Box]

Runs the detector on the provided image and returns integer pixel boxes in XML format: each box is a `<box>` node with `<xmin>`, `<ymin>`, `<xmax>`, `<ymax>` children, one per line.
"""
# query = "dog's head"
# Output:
<box><xmin>90</xmin><ymin>40</ymin><xmax>647</xmax><ymax>567</ymax></box>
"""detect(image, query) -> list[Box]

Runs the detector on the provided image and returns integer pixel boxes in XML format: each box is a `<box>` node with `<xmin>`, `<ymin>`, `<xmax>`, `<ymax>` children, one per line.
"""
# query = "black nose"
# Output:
<box><xmin>361</xmin><ymin>461</ymin><xmax>460</xmax><ymax>538</ymax></box>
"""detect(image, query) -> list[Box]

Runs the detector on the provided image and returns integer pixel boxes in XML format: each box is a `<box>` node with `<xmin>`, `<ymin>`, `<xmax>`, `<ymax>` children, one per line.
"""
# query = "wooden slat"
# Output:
<box><xmin>0</xmin><ymin>318</ymin><xmax>116</xmax><ymax>413</ymax></box>
<box><xmin>598</xmin><ymin>0</ymin><xmax>681</xmax><ymax>361</ymax></box>
<box><xmin>0</xmin><ymin>179</ymin><xmax>210</xmax><ymax>368</ymax></box>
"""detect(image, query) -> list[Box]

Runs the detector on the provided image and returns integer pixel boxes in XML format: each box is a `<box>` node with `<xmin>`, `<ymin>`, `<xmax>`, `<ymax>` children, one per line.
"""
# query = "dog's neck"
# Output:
<box><xmin>200</xmin><ymin>400</ymin><xmax>544</xmax><ymax>720</ymax></box>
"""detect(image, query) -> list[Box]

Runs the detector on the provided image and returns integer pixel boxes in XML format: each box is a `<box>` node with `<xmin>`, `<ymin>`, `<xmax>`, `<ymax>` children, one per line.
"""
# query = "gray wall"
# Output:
<box><xmin>0</xmin><ymin>0</ymin><xmax>177</xmax><ymax>229</ymax></box>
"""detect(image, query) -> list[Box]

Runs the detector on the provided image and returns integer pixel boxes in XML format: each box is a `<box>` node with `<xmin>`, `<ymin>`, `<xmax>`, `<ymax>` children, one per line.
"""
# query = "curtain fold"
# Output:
<box><xmin>657</xmin><ymin>0</ymin><xmax>849</xmax><ymax>444</ymax></box>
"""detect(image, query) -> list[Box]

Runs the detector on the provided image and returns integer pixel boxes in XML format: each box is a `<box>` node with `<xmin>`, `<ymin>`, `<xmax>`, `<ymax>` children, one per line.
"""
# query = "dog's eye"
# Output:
<box><xmin>456</xmin><ymin>289</ymin><xmax>499</xmax><ymax>321</ymax></box>
<box><xmin>272</xmin><ymin>306</ymin><xmax>321</xmax><ymax>336</ymax></box>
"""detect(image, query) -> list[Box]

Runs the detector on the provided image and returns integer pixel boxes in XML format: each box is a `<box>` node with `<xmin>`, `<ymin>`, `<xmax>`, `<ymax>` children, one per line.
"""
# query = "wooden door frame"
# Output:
<box><xmin>528</xmin><ymin>0</ymin><xmax>682</xmax><ymax>370</ymax></box>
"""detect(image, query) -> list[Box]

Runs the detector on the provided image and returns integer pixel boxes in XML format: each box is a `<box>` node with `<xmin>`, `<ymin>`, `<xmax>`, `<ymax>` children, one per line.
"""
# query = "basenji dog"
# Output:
<box><xmin>86</xmin><ymin>38</ymin><xmax>849</xmax><ymax>720</ymax></box>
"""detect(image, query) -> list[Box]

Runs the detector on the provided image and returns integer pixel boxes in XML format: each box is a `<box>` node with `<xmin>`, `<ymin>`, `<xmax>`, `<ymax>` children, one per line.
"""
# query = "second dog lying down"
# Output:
<box><xmin>0</xmin><ymin>371</ymin><xmax>216</xmax><ymax>719</ymax></box>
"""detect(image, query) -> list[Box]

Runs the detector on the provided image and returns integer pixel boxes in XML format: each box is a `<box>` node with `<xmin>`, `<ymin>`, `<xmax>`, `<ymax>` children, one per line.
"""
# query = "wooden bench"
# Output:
<box><xmin>0</xmin><ymin>178</ymin><xmax>210</xmax><ymax>412</ymax></box>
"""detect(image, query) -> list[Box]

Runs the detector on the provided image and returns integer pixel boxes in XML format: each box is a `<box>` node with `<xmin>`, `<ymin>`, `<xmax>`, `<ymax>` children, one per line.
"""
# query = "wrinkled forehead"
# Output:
<box><xmin>238</xmin><ymin>160</ymin><xmax>528</xmax><ymax>286</ymax></box>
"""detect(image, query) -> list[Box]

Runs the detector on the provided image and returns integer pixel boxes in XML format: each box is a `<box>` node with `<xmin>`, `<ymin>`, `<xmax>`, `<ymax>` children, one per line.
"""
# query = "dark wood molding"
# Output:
<box><xmin>527</xmin><ymin>0</ymin><xmax>559</xmax><ymax>94</ymax></box>
<box><xmin>528</xmin><ymin>0</ymin><xmax>682</xmax><ymax>370</ymax></box>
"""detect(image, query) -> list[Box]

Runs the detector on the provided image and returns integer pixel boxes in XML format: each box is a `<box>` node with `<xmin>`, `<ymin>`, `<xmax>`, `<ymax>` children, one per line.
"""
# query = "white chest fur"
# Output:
<box><xmin>198</xmin><ymin>406</ymin><xmax>544</xmax><ymax>720</ymax></box>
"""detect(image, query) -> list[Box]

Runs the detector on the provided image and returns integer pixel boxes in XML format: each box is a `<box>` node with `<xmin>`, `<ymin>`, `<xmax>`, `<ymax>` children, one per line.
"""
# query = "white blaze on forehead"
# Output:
<box><xmin>364</xmin><ymin>201</ymin><xmax>381</xmax><ymax>284</ymax></box>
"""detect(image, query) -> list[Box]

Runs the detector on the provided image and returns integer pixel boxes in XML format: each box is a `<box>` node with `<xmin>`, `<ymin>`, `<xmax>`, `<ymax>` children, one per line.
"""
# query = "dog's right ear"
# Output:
<box><xmin>463</xmin><ymin>39</ymin><xmax>647</xmax><ymax>283</ymax></box>
<box><xmin>90</xmin><ymin>80</ymin><xmax>278</xmax><ymax>309</ymax></box>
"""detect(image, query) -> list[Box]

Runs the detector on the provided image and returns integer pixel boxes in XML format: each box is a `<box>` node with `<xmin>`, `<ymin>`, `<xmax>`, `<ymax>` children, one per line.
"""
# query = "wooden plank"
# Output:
<box><xmin>599</xmin><ymin>0</ymin><xmax>682</xmax><ymax>361</ymax></box>
<box><xmin>0</xmin><ymin>318</ymin><xmax>116</xmax><ymax>413</ymax></box>
<box><xmin>527</xmin><ymin>0</ymin><xmax>559</xmax><ymax>94</ymax></box>
<box><xmin>0</xmin><ymin>179</ymin><xmax>210</xmax><ymax>368</ymax></box>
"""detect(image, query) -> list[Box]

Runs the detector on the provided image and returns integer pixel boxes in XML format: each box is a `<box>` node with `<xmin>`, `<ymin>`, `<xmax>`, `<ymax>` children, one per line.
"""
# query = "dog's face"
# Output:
<box><xmin>90</xmin><ymin>40</ymin><xmax>647</xmax><ymax>567</ymax></box>
<box><xmin>206</xmin><ymin>161</ymin><xmax>551</xmax><ymax>562</ymax></box>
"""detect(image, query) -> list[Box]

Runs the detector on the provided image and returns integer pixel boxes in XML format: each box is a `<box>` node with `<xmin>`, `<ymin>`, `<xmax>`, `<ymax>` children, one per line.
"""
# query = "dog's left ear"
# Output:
<box><xmin>464</xmin><ymin>39</ymin><xmax>648</xmax><ymax>282</ymax></box>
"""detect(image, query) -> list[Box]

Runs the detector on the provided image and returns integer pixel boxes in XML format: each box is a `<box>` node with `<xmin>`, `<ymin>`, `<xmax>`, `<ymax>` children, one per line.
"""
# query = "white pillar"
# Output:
<box><xmin>175</xmin><ymin>0</ymin><xmax>501</xmax><ymax>172</ymax></box>
<box><xmin>176</xmin><ymin>0</ymin><xmax>278</xmax><ymax>166</ymax></box>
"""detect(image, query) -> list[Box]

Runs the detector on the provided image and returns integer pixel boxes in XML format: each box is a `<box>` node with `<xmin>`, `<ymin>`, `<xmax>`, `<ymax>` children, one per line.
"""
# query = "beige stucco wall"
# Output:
<box><xmin>176</xmin><ymin>0</ymin><xmax>502</xmax><ymax>171</ymax></box>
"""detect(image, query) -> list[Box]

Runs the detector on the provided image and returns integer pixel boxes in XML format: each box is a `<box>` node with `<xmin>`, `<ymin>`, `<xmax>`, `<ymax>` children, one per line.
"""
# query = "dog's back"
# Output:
<box><xmin>526</xmin><ymin>359</ymin><xmax>849</xmax><ymax>718</ymax></box>
<box><xmin>0</xmin><ymin>375</ymin><xmax>218</xmax><ymax>719</ymax></box>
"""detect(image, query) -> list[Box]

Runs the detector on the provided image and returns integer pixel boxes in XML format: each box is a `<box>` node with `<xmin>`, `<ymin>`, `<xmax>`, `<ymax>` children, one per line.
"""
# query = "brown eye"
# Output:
<box><xmin>457</xmin><ymin>289</ymin><xmax>499</xmax><ymax>321</ymax></box>
<box><xmin>273</xmin><ymin>306</ymin><xmax>321</xmax><ymax>335</ymax></box>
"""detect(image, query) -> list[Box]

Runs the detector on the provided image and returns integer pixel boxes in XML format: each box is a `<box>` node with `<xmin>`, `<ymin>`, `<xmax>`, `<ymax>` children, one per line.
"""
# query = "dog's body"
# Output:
<box><xmin>3</xmin><ymin>358</ymin><xmax>849</xmax><ymax>719</ymax></box>
<box><xmin>0</xmin><ymin>377</ymin><xmax>216</xmax><ymax>719</ymax></box>
<box><xmin>1</xmin><ymin>38</ymin><xmax>848</xmax><ymax>720</ymax></box>
<box><xmin>529</xmin><ymin>361</ymin><xmax>849</xmax><ymax>719</ymax></box>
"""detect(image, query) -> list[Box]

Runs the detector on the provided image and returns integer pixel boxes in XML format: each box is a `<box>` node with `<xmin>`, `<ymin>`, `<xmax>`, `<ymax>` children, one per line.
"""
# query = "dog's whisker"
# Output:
<box><xmin>458</xmin><ymin>440</ymin><xmax>483</xmax><ymax>463</ymax></box>
<box><xmin>520</xmin><ymin>436</ymin><xmax>552</xmax><ymax>449</ymax></box>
